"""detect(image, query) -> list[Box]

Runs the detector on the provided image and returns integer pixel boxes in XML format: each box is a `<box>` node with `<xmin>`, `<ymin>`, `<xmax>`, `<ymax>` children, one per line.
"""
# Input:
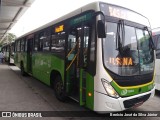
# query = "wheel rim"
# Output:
<box><xmin>55</xmin><ymin>81</ymin><xmax>63</xmax><ymax>96</ymax></box>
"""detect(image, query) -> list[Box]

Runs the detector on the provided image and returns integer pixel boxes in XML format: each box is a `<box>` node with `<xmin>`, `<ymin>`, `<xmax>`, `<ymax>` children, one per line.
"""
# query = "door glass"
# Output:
<box><xmin>83</xmin><ymin>26</ymin><xmax>90</xmax><ymax>67</ymax></box>
<box><xmin>68</xmin><ymin>31</ymin><xmax>76</xmax><ymax>61</ymax></box>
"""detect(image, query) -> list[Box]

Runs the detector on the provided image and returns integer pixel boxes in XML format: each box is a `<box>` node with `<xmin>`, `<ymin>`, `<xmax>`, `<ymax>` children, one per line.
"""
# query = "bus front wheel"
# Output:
<box><xmin>54</xmin><ymin>75</ymin><xmax>66</xmax><ymax>102</ymax></box>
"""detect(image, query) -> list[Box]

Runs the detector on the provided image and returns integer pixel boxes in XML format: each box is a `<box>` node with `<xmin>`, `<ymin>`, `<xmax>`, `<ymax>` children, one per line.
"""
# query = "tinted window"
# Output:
<box><xmin>51</xmin><ymin>32</ymin><xmax>65</xmax><ymax>53</ymax></box>
<box><xmin>21</xmin><ymin>39</ymin><xmax>25</xmax><ymax>52</ymax></box>
<box><xmin>17</xmin><ymin>40</ymin><xmax>21</xmax><ymax>52</ymax></box>
<box><xmin>34</xmin><ymin>35</ymin><xmax>38</xmax><ymax>52</ymax></box>
<box><xmin>43</xmin><ymin>30</ymin><xmax>51</xmax><ymax>51</ymax></box>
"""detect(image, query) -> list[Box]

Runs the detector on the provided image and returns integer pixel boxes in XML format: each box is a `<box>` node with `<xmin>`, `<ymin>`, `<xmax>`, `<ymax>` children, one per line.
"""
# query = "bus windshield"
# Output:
<box><xmin>103</xmin><ymin>22</ymin><xmax>154</xmax><ymax>76</ymax></box>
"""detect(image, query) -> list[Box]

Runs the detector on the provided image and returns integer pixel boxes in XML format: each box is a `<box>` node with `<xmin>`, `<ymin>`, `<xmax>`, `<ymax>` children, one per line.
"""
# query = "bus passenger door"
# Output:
<box><xmin>79</xmin><ymin>26</ymin><xmax>90</xmax><ymax>106</ymax></box>
<box><xmin>66</xmin><ymin>25</ymin><xmax>90</xmax><ymax>105</ymax></box>
<box><xmin>27</xmin><ymin>37</ymin><xmax>33</xmax><ymax>73</ymax></box>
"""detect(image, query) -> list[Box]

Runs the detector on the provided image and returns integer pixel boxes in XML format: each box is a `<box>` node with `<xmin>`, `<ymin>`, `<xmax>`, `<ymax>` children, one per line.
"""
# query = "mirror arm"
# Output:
<box><xmin>94</xmin><ymin>11</ymin><xmax>106</xmax><ymax>38</ymax></box>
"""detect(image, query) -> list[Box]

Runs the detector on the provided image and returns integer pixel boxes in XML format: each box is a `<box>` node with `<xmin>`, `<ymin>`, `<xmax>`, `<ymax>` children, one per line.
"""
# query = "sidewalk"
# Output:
<box><xmin>0</xmin><ymin>64</ymin><xmax>53</xmax><ymax>111</ymax></box>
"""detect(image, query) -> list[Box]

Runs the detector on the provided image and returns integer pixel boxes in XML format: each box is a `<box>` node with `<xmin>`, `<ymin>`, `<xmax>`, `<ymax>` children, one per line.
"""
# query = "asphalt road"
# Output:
<box><xmin>0</xmin><ymin>64</ymin><xmax>159</xmax><ymax>120</ymax></box>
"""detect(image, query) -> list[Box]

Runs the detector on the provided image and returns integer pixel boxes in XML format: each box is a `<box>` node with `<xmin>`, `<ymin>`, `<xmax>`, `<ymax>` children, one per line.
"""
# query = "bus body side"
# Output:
<box><xmin>13</xmin><ymin>9</ymin><xmax>96</xmax><ymax>111</ymax></box>
<box><xmin>152</xmin><ymin>32</ymin><xmax>160</xmax><ymax>91</ymax></box>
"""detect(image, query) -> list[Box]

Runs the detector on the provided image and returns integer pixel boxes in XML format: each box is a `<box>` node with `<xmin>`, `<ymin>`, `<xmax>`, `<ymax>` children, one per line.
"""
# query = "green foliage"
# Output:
<box><xmin>0</xmin><ymin>33</ymin><xmax>17</xmax><ymax>45</ymax></box>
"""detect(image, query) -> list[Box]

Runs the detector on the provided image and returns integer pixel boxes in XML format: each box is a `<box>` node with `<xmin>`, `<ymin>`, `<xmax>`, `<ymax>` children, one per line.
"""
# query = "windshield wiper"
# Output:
<box><xmin>116</xmin><ymin>20</ymin><xmax>125</xmax><ymax>54</ymax></box>
<box><xmin>144</xmin><ymin>26</ymin><xmax>155</xmax><ymax>50</ymax></box>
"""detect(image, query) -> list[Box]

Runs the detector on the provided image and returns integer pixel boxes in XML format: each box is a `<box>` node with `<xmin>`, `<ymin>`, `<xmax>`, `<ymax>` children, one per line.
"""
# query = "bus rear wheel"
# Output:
<box><xmin>20</xmin><ymin>63</ymin><xmax>26</xmax><ymax>76</ymax></box>
<box><xmin>54</xmin><ymin>75</ymin><xmax>66</xmax><ymax>102</ymax></box>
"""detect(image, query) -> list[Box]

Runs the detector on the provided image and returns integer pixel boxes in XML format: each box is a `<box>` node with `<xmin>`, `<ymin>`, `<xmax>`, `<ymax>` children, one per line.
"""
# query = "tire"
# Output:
<box><xmin>54</xmin><ymin>75</ymin><xmax>66</xmax><ymax>101</ymax></box>
<box><xmin>20</xmin><ymin>63</ymin><xmax>26</xmax><ymax>76</ymax></box>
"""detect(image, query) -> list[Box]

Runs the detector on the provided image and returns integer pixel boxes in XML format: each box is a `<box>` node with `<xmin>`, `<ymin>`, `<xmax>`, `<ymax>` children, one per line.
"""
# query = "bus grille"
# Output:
<box><xmin>107</xmin><ymin>70</ymin><xmax>153</xmax><ymax>86</ymax></box>
<box><xmin>123</xmin><ymin>93</ymin><xmax>151</xmax><ymax>108</ymax></box>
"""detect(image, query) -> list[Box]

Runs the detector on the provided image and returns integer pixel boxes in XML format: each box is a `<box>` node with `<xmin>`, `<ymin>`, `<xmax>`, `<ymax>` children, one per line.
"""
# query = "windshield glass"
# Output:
<box><xmin>103</xmin><ymin>22</ymin><xmax>154</xmax><ymax>76</ymax></box>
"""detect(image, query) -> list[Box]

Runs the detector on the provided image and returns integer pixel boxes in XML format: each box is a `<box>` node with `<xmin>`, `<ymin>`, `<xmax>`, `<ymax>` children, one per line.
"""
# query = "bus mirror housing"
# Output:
<box><xmin>97</xmin><ymin>20</ymin><xmax>106</xmax><ymax>38</ymax></box>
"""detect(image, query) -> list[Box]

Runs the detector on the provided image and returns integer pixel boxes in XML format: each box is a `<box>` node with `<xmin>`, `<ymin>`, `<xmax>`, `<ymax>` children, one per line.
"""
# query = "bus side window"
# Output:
<box><xmin>38</xmin><ymin>32</ymin><xmax>44</xmax><ymax>51</ymax></box>
<box><xmin>21</xmin><ymin>39</ymin><xmax>25</xmax><ymax>52</ymax></box>
<box><xmin>42</xmin><ymin>29</ymin><xmax>51</xmax><ymax>52</ymax></box>
<box><xmin>25</xmin><ymin>39</ymin><xmax>27</xmax><ymax>52</ymax></box>
<box><xmin>68</xmin><ymin>33</ymin><xmax>76</xmax><ymax>60</ymax></box>
<box><xmin>51</xmin><ymin>32</ymin><xmax>66</xmax><ymax>54</ymax></box>
<box><xmin>17</xmin><ymin>40</ymin><xmax>21</xmax><ymax>52</ymax></box>
<box><xmin>15</xmin><ymin>41</ymin><xmax>17</xmax><ymax>52</ymax></box>
<box><xmin>34</xmin><ymin>35</ymin><xmax>38</xmax><ymax>52</ymax></box>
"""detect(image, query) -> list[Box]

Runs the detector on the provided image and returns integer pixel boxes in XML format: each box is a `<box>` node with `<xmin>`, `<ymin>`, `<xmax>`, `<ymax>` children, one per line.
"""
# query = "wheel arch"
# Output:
<box><xmin>50</xmin><ymin>70</ymin><xmax>62</xmax><ymax>88</ymax></box>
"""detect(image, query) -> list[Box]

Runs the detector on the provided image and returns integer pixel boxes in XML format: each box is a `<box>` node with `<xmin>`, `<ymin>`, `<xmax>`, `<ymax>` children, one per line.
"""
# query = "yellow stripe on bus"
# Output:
<box><xmin>106</xmin><ymin>69</ymin><xmax>155</xmax><ymax>89</ymax></box>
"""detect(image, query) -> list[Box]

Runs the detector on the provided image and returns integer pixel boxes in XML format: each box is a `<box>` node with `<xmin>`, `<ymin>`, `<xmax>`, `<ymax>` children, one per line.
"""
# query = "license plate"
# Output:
<box><xmin>133</xmin><ymin>101</ymin><xmax>144</xmax><ymax>108</ymax></box>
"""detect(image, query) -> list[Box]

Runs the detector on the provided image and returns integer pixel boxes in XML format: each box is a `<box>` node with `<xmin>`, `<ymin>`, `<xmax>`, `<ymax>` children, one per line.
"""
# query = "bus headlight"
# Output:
<box><xmin>101</xmin><ymin>79</ymin><xmax>119</xmax><ymax>98</ymax></box>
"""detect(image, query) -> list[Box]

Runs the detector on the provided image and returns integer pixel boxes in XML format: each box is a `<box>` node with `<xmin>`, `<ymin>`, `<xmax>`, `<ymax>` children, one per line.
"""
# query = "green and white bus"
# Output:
<box><xmin>1</xmin><ymin>44</ymin><xmax>10</xmax><ymax>62</ymax></box>
<box><xmin>1</xmin><ymin>42</ymin><xmax>15</xmax><ymax>64</ymax></box>
<box><xmin>13</xmin><ymin>2</ymin><xmax>155</xmax><ymax>112</ymax></box>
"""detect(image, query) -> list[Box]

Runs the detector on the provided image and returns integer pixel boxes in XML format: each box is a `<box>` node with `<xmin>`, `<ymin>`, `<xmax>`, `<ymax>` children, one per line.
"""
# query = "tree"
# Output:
<box><xmin>0</xmin><ymin>33</ymin><xmax>17</xmax><ymax>45</ymax></box>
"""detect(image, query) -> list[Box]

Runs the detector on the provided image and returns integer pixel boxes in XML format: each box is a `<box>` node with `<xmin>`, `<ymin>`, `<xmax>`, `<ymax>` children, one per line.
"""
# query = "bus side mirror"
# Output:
<box><xmin>97</xmin><ymin>20</ymin><xmax>106</xmax><ymax>38</ymax></box>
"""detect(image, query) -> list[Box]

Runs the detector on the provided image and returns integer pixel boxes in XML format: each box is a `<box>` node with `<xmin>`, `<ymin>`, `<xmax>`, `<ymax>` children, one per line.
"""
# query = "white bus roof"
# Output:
<box><xmin>16</xmin><ymin>1</ymin><xmax>149</xmax><ymax>40</ymax></box>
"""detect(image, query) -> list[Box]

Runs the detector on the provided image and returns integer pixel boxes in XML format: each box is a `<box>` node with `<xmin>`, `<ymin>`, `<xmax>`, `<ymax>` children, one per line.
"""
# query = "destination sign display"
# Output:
<box><xmin>108</xmin><ymin>6</ymin><xmax>127</xmax><ymax>20</ymax></box>
<box><xmin>70</xmin><ymin>12</ymin><xmax>92</xmax><ymax>26</ymax></box>
<box><xmin>55</xmin><ymin>25</ymin><xmax>64</xmax><ymax>33</ymax></box>
<box><xmin>107</xmin><ymin>57</ymin><xmax>133</xmax><ymax>66</ymax></box>
<box><xmin>100</xmin><ymin>3</ymin><xmax>150</xmax><ymax>27</ymax></box>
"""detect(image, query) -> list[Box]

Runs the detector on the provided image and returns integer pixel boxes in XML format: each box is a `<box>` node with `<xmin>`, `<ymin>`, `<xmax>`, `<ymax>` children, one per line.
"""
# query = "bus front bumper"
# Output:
<box><xmin>94</xmin><ymin>86</ymin><xmax>155</xmax><ymax>113</ymax></box>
